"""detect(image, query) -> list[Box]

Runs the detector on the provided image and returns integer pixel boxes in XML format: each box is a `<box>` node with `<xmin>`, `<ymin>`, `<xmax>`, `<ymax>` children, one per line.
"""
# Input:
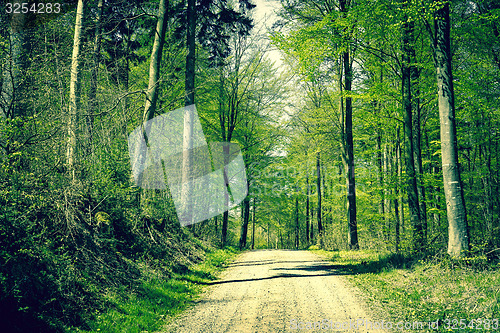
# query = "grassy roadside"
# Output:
<box><xmin>71</xmin><ymin>247</ymin><xmax>239</xmax><ymax>333</ymax></box>
<box><xmin>311</xmin><ymin>249</ymin><xmax>500</xmax><ymax>332</ymax></box>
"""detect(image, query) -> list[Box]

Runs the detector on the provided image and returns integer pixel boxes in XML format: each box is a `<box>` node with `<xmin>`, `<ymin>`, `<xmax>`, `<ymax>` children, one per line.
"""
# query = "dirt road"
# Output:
<box><xmin>163</xmin><ymin>250</ymin><xmax>388</xmax><ymax>332</ymax></box>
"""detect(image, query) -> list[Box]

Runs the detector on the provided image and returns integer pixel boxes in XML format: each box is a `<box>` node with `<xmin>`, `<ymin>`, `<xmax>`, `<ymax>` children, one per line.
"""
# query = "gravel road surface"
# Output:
<box><xmin>163</xmin><ymin>250</ymin><xmax>388</xmax><ymax>333</ymax></box>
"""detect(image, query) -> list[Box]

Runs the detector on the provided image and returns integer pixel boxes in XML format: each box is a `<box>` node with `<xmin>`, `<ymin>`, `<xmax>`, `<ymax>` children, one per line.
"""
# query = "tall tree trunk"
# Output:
<box><xmin>143</xmin><ymin>0</ymin><xmax>168</xmax><ymax>123</ymax></box>
<box><xmin>396</xmin><ymin>126</ymin><xmax>404</xmax><ymax>234</ymax></box>
<box><xmin>239</xmin><ymin>195</ymin><xmax>250</xmax><ymax>249</ymax></box>
<box><xmin>344</xmin><ymin>52</ymin><xmax>358</xmax><ymax>250</ymax></box>
<box><xmin>267</xmin><ymin>220</ymin><xmax>270</xmax><ymax>249</ymax></box>
<box><xmin>221</xmin><ymin>210</ymin><xmax>229</xmax><ymax>246</ymax></box>
<box><xmin>322</xmin><ymin>162</ymin><xmax>329</xmax><ymax>226</ymax></box>
<box><xmin>394</xmin><ymin>127</ymin><xmax>402</xmax><ymax>252</ymax></box>
<box><xmin>251</xmin><ymin>197</ymin><xmax>256</xmax><ymax>249</ymax></box>
<box><xmin>306</xmin><ymin>172</ymin><xmax>310</xmax><ymax>245</ymax></box>
<box><xmin>433</xmin><ymin>2</ymin><xmax>469</xmax><ymax>257</ymax></box>
<box><xmin>1</xmin><ymin>0</ymin><xmax>28</xmax><ymax>120</ymax></box>
<box><xmin>412</xmin><ymin>28</ymin><xmax>428</xmax><ymax>242</ymax></box>
<box><xmin>280</xmin><ymin>228</ymin><xmax>284</xmax><ymax>249</ymax></box>
<box><xmin>414</xmin><ymin>102</ymin><xmax>428</xmax><ymax>239</ymax></box>
<box><xmin>219</xmin><ymin>44</ymin><xmax>241</xmax><ymax>245</ymax></box>
<box><xmin>181</xmin><ymin>0</ymin><xmax>196</xmax><ymax>226</ymax></box>
<box><xmin>384</xmin><ymin>140</ymin><xmax>391</xmax><ymax>230</ymax></box>
<box><xmin>136</xmin><ymin>0</ymin><xmax>168</xmax><ymax>198</ymax></box>
<box><xmin>310</xmin><ymin>202</ymin><xmax>314</xmax><ymax>242</ymax></box>
<box><xmin>295</xmin><ymin>195</ymin><xmax>299</xmax><ymax>249</ymax></box>
<box><xmin>316</xmin><ymin>152</ymin><xmax>323</xmax><ymax>245</ymax></box>
<box><xmin>66</xmin><ymin>0</ymin><xmax>85</xmax><ymax>183</ymax></box>
<box><xmin>395</xmin><ymin>189</ymin><xmax>400</xmax><ymax>252</ymax></box>
<box><xmin>185</xmin><ymin>0</ymin><xmax>195</xmax><ymax>107</ymax></box>
<box><xmin>376</xmin><ymin>58</ymin><xmax>386</xmax><ymax>229</ymax></box>
<box><xmin>376</xmin><ymin>133</ymin><xmax>384</xmax><ymax>215</ymax></box>
<box><xmin>402</xmin><ymin>17</ymin><xmax>424</xmax><ymax>251</ymax></box>
<box><xmin>337</xmin><ymin>0</ymin><xmax>358</xmax><ymax>250</ymax></box>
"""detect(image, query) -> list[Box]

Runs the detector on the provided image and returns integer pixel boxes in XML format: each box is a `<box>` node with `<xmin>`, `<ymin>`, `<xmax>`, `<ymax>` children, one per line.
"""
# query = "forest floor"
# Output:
<box><xmin>312</xmin><ymin>249</ymin><xmax>500</xmax><ymax>333</ymax></box>
<box><xmin>162</xmin><ymin>250</ymin><xmax>387</xmax><ymax>333</ymax></box>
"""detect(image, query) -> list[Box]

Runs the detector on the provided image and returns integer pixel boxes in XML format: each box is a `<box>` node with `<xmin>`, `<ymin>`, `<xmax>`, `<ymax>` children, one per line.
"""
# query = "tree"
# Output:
<box><xmin>135</xmin><ymin>0</ymin><xmax>168</xmax><ymax>191</ymax></box>
<box><xmin>430</xmin><ymin>0</ymin><xmax>470</xmax><ymax>257</ymax></box>
<box><xmin>1</xmin><ymin>0</ymin><xmax>27</xmax><ymax>119</ymax></box>
<box><xmin>143</xmin><ymin>0</ymin><xmax>168</xmax><ymax>123</ymax></box>
<box><xmin>181</xmin><ymin>0</ymin><xmax>195</xmax><ymax>225</ymax></box>
<box><xmin>339</xmin><ymin>0</ymin><xmax>359</xmax><ymax>249</ymax></box>
<box><xmin>239</xmin><ymin>194</ymin><xmax>251</xmax><ymax>248</ymax></box>
<box><xmin>274</xmin><ymin>0</ymin><xmax>360</xmax><ymax>250</ymax></box>
<box><xmin>66</xmin><ymin>0</ymin><xmax>85</xmax><ymax>183</ymax></box>
<box><xmin>401</xmin><ymin>6</ymin><xmax>424</xmax><ymax>251</ymax></box>
<box><xmin>175</xmin><ymin>0</ymin><xmax>255</xmax><ymax>239</ymax></box>
<box><xmin>316</xmin><ymin>151</ymin><xmax>323</xmax><ymax>243</ymax></box>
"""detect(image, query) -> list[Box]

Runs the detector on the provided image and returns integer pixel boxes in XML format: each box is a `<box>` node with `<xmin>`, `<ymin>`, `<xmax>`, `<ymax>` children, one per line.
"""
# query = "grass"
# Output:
<box><xmin>71</xmin><ymin>247</ymin><xmax>239</xmax><ymax>333</ymax></box>
<box><xmin>311</xmin><ymin>249</ymin><xmax>500</xmax><ymax>332</ymax></box>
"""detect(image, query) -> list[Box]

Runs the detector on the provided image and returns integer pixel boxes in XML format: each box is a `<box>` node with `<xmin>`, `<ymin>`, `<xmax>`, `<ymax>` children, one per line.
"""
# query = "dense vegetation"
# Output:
<box><xmin>0</xmin><ymin>0</ymin><xmax>499</xmax><ymax>331</ymax></box>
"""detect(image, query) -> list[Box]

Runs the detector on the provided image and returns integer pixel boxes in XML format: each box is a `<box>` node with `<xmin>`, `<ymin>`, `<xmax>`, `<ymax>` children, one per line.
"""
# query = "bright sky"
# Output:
<box><xmin>251</xmin><ymin>0</ymin><xmax>284</xmax><ymax>68</ymax></box>
<box><xmin>253</xmin><ymin>0</ymin><xmax>280</xmax><ymax>25</ymax></box>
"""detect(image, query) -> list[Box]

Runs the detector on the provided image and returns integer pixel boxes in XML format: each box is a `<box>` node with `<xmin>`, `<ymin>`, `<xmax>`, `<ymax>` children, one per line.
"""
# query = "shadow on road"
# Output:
<box><xmin>226</xmin><ymin>260</ymin><xmax>326</xmax><ymax>268</ymax></box>
<box><xmin>201</xmin><ymin>271</ymin><xmax>345</xmax><ymax>285</ymax></box>
<box><xmin>182</xmin><ymin>251</ymin><xmax>414</xmax><ymax>286</ymax></box>
<box><xmin>196</xmin><ymin>260</ymin><xmax>353</xmax><ymax>285</ymax></box>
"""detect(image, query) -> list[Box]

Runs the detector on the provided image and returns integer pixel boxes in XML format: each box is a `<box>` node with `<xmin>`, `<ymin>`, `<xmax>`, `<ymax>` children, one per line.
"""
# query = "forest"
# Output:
<box><xmin>0</xmin><ymin>0</ymin><xmax>499</xmax><ymax>331</ymax></box>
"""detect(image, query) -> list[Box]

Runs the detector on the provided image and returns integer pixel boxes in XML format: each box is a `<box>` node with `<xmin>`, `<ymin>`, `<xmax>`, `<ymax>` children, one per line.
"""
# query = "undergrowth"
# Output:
<box><xmin>311</xmin><ymin>249</ymin><xmax>500</xmax><ymax>332</ymax></box>
<box><xmin>72</xmin><ymin>247</ymin><xmax>238</xmax><ymax>333</ymax></box>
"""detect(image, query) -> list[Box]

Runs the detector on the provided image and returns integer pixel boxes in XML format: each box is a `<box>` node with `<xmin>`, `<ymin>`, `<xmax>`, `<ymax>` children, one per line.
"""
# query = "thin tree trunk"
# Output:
<box><xmin>384</xmin><ymin>140</ymin><xmax>391</xmax><ymax>230</ymax></box>
<box><xmin>337</xmin><ymin>0</ymin><xmax>358</xmax><ymax>250</ymax></box>
<box><xmin>267</xmin><ymin>220</ymin><xmax>270</xmax><ymax>249</ymax></box>
<box><xmin>239</xmin><ymin>195</ymin><xmax>250</xmax><ymax>249</ymax></box>
<box><xmin>344</xmin><ymin>51</ymin><xmax>358</xmax><ymax>250</ymax></box>
<box><xmin>402</xmin><ymin>17</ymin><xmax>424</xmax><ymax>251</ymax></box>
<box><xmin>310</xmin><ymin>202</ymin><xmax>314</xmax><ymax>242</ymax></box>
<box><xmin>136</xmin><ymin>0</ymin><xmax>168</xmax><ymax>201</ymax></box>
<box><xmin>280</xmin><ymin>228</ymin><xmax>284</xmax><ymax>249</ymax></box>
<box><xmin>66</xmin><ymin>0</ymin><xmax>85</xmax><ymax>183</ymax></box>
<box><xmin>181</xmin><ymin>0</ymin><xmax>196</xmax><ymax>226</ymax></box>
<box><xmin>414</xmin><ymin>103</ymin><xmax>428</xmax><ymax>239</ymax></box>
<box><xmin>397</xmin><ymin>127</ymin><xmax>405</xmax><ymax>233</ymax></box>
<box><xmin>251</xmin><ymin>197</ymin><xmax>256</xmax><ymax>249</ymax></box>
<box><xmin>377</xmin><ymin>134</ymin><xmax>384</xmax><ymax>219</ymax></box>
<box><xmin>395</xmin><ymin>191</ymin><xmax>400</xmax><ymax>252</ymax></box>
<box><xmin>143</xmin><ymin>0</ymin><xmax>168</xmax><ymax>123</ymax></box>
<box><xmin>322</xmin><ymin>162</ymin><xmax>329</xmax><ymax>226</ymax></box>
<box><xmin>306</xmin><ymin>172</ymin><xmax>310</xmax><ymax>245</ymax></box>
<box><xmin>295</xmin><ymin>195</ymin><xmax>300</xmax><ymax>249</ymax></box>
<box><xmin>222</xmin><ymin>210</ymin><xmax>229</xmax><ymax>246</ymax></box>
<box><xmin>1</xmin><ymin>0</ymin><xmax>28</xmax><ymax>120</ymax></box>
<box><xmin>185</xmin><ymin>0</ymin><xmax>195</xmax><ymax>107</ymax></box>
<box><xmin>433</xmin><ymin>2</ymin><xmax>469</xmax><ymax>257</ymax></box>
<box><xmin>316</xmin><ymin>152</ymin><xmax>323</xmax><ymax>246</ymax></box>
<box><xmin>395</xmin><ymin>128</ymin><xmax>401</xmax><ymax>252</ymax></box>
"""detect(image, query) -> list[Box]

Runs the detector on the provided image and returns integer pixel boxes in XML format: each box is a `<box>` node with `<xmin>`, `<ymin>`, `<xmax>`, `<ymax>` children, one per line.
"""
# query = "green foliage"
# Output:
<box><xmin>73</xmin><ymin>248</ymin><xmax>238</xmax><ymax>333</ymax></box>
<box><xmin>314</xmin><ymin>249</ymin><xmax>500</xmax><ymax>329</ymax></box>
<box><xmin>1</xmin><ymin>0</ymin><xmax>500</xmax><ymax>330</ymax></box>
